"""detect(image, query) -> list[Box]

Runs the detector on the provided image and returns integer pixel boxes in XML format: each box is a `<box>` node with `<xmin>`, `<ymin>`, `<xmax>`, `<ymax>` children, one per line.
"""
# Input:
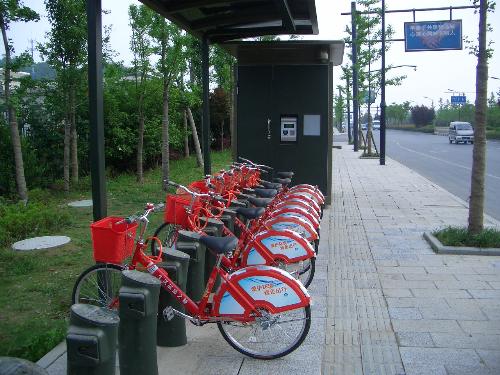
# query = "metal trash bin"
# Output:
<box><xmin>118</xmin><ymin>270</ymin><xmax>160</xmax><ymax>375</ymax></box>
<box><xmin>157</xmin><ymin>249</ymin><xmax>190</xmax><ymax>347</ymax></box>
<box><xmin>0</xmin><ymin>357</ymin><xmax>49</xmax><ymax>375</ymax></box>
<box><xmin>66</xmin><ymin>304</ymin><xmax>119</xmax><ymax>375</ymax></box>
<box><xmin>175</xmin><ymin>230</ymin><xmax>205</xmax><ymax>300</ymax></box>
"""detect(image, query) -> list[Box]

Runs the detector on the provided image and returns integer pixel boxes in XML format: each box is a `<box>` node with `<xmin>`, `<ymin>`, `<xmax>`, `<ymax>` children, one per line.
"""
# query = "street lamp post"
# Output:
<box><xmin>423</xmin><ymin>96</ymin><xmax>434</xmax><ymax>109</ymax></box>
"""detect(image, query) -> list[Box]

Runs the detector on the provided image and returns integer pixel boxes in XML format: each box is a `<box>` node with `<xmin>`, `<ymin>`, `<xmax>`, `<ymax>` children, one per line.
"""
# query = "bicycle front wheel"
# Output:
<box><xmin>275</xmin><ymin>258</ymin><xmax>315</xmax><ymax>288</ymax></box>
<box><xmin>72</xmin><ymin>263</ymin><xmax>125</xmax><ymax>311</ymax></box>
<box><xmin>217</xmin><ymin>305</ymin><xmax>311</xmax><ymax>360</ymax></box>
<box><xmin>151</xmin><ymin>222</ymin><xmax>179</xmax><ymax>255</ymax></box>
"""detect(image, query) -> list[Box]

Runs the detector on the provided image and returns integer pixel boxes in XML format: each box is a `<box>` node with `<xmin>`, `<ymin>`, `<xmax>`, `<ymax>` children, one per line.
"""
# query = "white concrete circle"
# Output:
<box><xmin>12</xmin><ymin>236</ymin><xmax>71</xmax><ymax>251</ymax></box>
<box><xmin>68</xmin><ymin>199</ymin><xmax>93</xmax><ymax>207</ymax></box>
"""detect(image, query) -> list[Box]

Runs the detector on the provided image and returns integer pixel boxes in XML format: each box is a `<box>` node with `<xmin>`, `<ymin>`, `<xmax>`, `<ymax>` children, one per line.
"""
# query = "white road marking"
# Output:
<box><xmin>393</xmin><ymin>141</ymin><xmax>500</xmax><ymax>180</ymax></box>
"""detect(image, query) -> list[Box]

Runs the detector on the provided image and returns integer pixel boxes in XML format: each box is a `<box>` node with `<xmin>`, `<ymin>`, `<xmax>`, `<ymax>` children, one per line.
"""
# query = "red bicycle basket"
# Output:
<box><xmin>91</xmin><ymin>217</ymin><xmax>138</xmax><ymax>263</ymax></box>
<box><xmin>188</xmin><ymin>180</ymin><xmax>209</xmax><ymax>193</ymax></box>
<box><xmin>164</xmin><ymin>194</ymin><xmax>201</xmax><ymax>227</ymax></box>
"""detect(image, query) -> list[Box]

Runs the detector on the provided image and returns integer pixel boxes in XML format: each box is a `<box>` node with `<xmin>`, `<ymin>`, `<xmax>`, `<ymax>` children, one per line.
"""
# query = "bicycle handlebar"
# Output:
<box><xmin>237</xmin><ymin>157</ymin><xmax>273</xmax><ymax>171</ymax></box>
<box><xmin>167</xmin><ymin>180</ymin><xmax>224</xmax><ymax>202</ymax></box>
<box><xmin>119</xmin><ymin>202</ymin><xmax>164</xmax><ymax>225</ymax></box>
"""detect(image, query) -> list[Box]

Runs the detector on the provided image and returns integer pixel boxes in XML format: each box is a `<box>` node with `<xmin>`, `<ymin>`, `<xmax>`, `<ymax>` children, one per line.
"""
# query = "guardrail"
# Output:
<box><xmin>434</xmin><ymin>127</ymin><xmax>448</xmax><ymax>136</ymax></box>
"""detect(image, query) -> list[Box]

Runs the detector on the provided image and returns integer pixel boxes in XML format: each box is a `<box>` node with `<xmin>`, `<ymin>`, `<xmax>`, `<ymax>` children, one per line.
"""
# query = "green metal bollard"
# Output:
<box><xmin>0</xmin><ymin>357</ymin><xmax>49</xmax><ymax>375</ymax></box>
<box><xmin>157</xmin><ymin>249</ymin><xmax>190</xmax><ymax>347</ymax></box>
<box><xmin>118</xmin><ymin>270</ymin><xmax>161</xmax><ymax>375</ymax></box>
<box><xmin>175</xmin><ymin>230</ymin><xmax>205</xmax><ymax>300</ymax></box>
<box><xmin>220</xmin><ymin>208</ymin><xmax>236</xmax><ymax>234</ymax></box>
<box><xmin>199</xmin><ymin>217</ymin><xmax>224</xmax><ymax>285</ymax></box>
<box><xmin>66</xmin><ymin>304</ymin><xmax>119</xmax><ymax>375</ymax></box>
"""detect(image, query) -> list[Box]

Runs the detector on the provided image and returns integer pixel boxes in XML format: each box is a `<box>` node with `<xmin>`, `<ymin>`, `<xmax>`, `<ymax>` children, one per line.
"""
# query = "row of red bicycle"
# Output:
<box><xmin>72</xmin><ymin>157</ymin><xmax>325</xmax><ymax>359</ymax></box>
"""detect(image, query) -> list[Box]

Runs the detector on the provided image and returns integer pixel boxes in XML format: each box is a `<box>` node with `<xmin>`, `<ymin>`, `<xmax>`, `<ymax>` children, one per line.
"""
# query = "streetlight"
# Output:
<box><xmin>423</xmin><ymin>96</ymin><xmax>434</xmax><ymax>108</ymax></box>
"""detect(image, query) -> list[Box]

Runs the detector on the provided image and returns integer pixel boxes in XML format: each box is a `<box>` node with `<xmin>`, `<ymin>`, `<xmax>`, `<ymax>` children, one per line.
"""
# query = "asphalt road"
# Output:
<box><xmin>334</xmin><ymin>129</ymin><xmax>500</xmax><ymax>221</ymax></box>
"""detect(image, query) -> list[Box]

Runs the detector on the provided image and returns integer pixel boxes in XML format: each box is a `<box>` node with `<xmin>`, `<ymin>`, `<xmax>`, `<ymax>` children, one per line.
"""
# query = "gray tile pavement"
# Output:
<box><xmin>39</xmin><ymin>145</ymin><xmax>500</xmax><ymax>374</ymax></box>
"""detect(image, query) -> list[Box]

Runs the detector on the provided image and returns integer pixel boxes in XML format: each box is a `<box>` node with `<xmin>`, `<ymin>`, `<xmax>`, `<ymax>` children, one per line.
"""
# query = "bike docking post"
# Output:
<box><xmin>199</xmin><ymin>217</ymin><xmax>224</xmax><ymax>286</ymax></box>
<box><xmin>175</xmin><ymin>230</ymin><xmax>206</xmax><ymax>300</ymax></box>
<box><xmin>118</xmin><ymin>270</ymin><xmax>161</xmax><ymax>375</ymax></box>
<box><xmin>220</xmin><ymin>208</ymin><xmax>236</xmax><ymax>234</ymax></box>
<box><xmin>66</xmin><ymin>304</ymin><xmax>120</xmax><ymax>375</ymax></box>
<box><xmin>157</xmin><ymin>248</ymin><xmax>190</xmax><ymax>347</ymax></box>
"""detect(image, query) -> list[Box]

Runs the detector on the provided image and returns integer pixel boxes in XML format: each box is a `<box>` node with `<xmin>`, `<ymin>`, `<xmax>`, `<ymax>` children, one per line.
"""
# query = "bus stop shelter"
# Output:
<box><xmin>87</xmin><ymin>0</ymin><xmax>320</xmax><ymax>220</ymax></box>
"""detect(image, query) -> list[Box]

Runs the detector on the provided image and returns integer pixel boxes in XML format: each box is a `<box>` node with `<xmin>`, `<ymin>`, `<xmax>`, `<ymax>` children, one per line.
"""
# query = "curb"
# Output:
<box><xmin>423</xmin><ymin>232</ymin><xmax>500</xmax><ymax>256</ymax></box>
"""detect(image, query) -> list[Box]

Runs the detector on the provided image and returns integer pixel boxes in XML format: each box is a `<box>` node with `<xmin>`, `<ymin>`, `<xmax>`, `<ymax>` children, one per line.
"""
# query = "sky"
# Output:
<box><xmin>7</xmin><ymin>0</ymin><xmax>500</xmax><ymax>110</ymax></box>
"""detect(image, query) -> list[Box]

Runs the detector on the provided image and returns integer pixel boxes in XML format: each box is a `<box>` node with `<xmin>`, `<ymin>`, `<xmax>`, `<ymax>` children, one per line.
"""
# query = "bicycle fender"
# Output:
<box><xmin>263</xmin><ymin>216</ymin><xmax>318</xmax><ymax>242</ymax></box>
<box><xmin>283</xmin><ymin>193</ymin><xmax>321</xmax><ymax>212</ymax></box>
<box><xmin>274</xmin><ymin>201</ymin><xmax>321</xmax><ymax>220</ymax></box>
<box><xmin>292</xmin><ymin>184</ymin><xmax>325</xmax><ymax>201</ymax></box>
<box><xmin>214</xmin><ymin>265</ymin><xmax>310</xmax><ymax>316</ymax></box>
<box><xmin>241</xmin><ymin>228</ymin><xmax>316</xmax><ymax>266</ymax></box>
<box><xmin>288</xmin><ymin>188</ymin><xmax>324</xmax><ymax>205</ymax></box>
<box><xmin>270</xmin><ymin>207</ymin><xmax>320</xmax><ymax>229</ymax></box>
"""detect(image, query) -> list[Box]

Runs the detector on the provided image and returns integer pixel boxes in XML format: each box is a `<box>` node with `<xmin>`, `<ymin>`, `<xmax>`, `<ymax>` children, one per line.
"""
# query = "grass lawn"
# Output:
<box><xmin>433</xmin><ymin>226</ymin><xmax>500</xmax><ymax>248</ymax></box>
<box><xmin>0</xmin><ymin>150</ymin><xmax>231</xmax><ymax>361</ymax></box>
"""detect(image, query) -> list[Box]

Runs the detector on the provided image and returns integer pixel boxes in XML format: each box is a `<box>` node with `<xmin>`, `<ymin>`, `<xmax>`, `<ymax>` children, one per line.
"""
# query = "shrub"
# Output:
<box><xmin>0</xmin><ymin>201</ymin><xmax>71</xmax><ymax>247</ymax></box>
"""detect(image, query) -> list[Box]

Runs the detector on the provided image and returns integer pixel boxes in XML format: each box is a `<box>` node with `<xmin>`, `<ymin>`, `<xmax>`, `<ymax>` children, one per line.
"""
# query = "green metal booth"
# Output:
<box><xmin>226</xmin><ymin>41</ymin><xmax>344</xmax><ymax>205</ymax></box>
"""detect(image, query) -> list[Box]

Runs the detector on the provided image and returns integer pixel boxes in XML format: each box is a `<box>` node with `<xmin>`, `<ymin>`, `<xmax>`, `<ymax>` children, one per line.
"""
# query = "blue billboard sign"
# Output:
<box><xmin>451</xmin><ymin>95</ymin><xmax>466</xmax><ymax>104</ymax></box>
<box><xmin>404</xmin><ymin>20</ymin><xmax>462</xmax><ymax>52</ymax></box>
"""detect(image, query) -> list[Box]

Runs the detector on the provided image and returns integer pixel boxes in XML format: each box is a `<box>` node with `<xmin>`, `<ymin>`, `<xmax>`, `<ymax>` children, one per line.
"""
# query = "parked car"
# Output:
<box><xmin>372</xmin><ymin>120</ymin><xmax>380</xmax><ymax>130</ymax></box>
<box><xmin>361</xmin><ymin>123</ymin><xmax>367</xmax><ymax>130</ymax></box>
<box><xmin>449</xmin><ymin>121</ymin><xmax>474</xmax><ymax>144</ymax></box>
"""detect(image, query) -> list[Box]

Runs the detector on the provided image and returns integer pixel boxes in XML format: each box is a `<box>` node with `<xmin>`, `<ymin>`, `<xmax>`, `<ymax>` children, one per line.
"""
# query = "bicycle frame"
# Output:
<box><xmin>128</xmin><ymin>238</ymin><xmax>309</xmax><ymax>323</ymax></box>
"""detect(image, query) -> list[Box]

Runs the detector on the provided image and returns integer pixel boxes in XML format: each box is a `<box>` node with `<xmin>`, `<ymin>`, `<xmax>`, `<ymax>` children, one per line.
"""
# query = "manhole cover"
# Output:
<box><xmin>12</xmin><ymin>236</ymin><xmax>71</xmax><ymax>252</ymax></box>
<box><xmin>68</xmin><ymin>199</ymin><xmax>93</xmax><ymax>207</ymax></box>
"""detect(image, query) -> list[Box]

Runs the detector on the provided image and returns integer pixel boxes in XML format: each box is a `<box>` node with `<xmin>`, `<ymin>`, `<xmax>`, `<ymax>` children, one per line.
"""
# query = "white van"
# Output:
<box><xmin>449</xmin><ymin>121</ymin><xmax>474</xmax><ymax>144</ymax></box>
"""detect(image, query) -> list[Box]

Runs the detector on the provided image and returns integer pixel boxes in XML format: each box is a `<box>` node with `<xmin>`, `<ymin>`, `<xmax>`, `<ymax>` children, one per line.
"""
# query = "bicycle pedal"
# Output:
<box><xmin>163</xmin><ymin>306</ymin><xmax>175</xmax><ymax>321</ymax></box>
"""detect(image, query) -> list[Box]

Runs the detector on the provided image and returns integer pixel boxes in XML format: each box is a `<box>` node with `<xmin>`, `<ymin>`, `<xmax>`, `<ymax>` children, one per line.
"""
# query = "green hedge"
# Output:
<box><xmin>0</xmin><ymin>201</ymin><xmax>71</xmax><ymax>247</ymax></box>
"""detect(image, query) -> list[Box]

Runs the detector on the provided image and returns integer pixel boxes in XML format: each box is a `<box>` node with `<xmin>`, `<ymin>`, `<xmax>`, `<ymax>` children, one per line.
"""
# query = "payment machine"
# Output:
<box><xmin>280</xmin><ymin>116</ymin><xmax>298</xmax><ymax>143</ymax></box>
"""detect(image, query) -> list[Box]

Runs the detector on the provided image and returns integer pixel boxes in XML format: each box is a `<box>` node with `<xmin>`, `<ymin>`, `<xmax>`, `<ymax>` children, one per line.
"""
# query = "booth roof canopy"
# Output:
<box><xmin>139</xmin><ymin>0</ymin><xmax>318</xmax><ymax>43</ymax></box>
<box><xmin>223</xmin><ymin>40</ymin><xmax>345</xmax><ymax>65</ymax></box>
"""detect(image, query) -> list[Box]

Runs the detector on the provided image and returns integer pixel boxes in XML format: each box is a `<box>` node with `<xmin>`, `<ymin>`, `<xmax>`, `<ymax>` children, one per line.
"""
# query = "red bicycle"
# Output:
<box><xmin>152</xmin><ymin>182</ymin><xmax>317</xmax><ymax>287</ymax></box>
<box><xmin>72</xmin><ymin>203</ymin><xmax>311</xmax><ymax>359</ymax></box>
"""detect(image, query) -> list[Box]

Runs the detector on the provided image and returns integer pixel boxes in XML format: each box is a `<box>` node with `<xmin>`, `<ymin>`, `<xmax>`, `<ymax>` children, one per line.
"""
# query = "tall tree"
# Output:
<box><xmin>129</xmin><ymin>4</ymin><xmax>153</xmax><ymax>184</ymax></box>
<box><xmin>468</xmin><ymin>0</ymin><xmax>494</xmax><ymax>234</ymax></box>
<box><xmin>0</xmin><ymin>0</ymin><xmax>39</xmax><ymax>201</ymax></box>
<box><xmin>150</xmin><ymin>15</ymin><xmax>184</xmax><ymax>191</ymax></box>
<box><xmin>342</xmin><ymin>0</ymin><xmax>404</xmax><ymax>153</ymax></box>
<box><xmin>40</xmin><ymin>0</ymin><xmax>87</xmax><ymax>190</ymax></box>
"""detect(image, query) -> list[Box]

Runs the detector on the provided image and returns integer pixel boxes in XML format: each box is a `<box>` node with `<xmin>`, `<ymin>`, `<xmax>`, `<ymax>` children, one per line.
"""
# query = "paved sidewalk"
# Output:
<box><xmin>39</xmin><ymin>145</ymin><xmax>500</xmax><ymax>374</ymax></box>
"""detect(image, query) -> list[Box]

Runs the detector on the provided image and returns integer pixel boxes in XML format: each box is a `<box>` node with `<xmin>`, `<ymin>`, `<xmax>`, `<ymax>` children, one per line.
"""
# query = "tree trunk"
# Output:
<box><xmin>137</xmin><ymin>103</ymin><xmax>145</xmax><ymax>184</ymax></box>
<box><xmin>161</xmin><ymin>84</ymin><xmax>170</xmax><ymax>191</ymax></box>
<box><xmin>70</xmin><ymin>85</ymin><xmax>78</xmax><ymax>184</ymax></box>
<box><xmin>367</xmin><ymin>118</ymin><xmax>373</xmax><ymax>155</ymax></box>
<box><xmin>1</xmin><ymin>15</ymin><xmax>28</xmax><ymax>202</ymax></box>
<box><xmin>187</xmin><ymin>107</ymin><xmax>203</xmax><ymax>168</ymax></box>
<box><xmin>468</xmin><ymin>0</ymin><xmax>488</xmax><ymax>234</ymax></box>
<box><xmin>184</xmin><ymin>110</ymin><xmax>189</xmax><ymax>157</ymax></box>
<box><xmin>63</xmin><ymin>118</ymin><xmax>71</xmax><ymax>192</ymax></box>
<box><xmin>220</xmin><ymin>119</ymin><xmax>224</xmax><ymax>151</ymax></box>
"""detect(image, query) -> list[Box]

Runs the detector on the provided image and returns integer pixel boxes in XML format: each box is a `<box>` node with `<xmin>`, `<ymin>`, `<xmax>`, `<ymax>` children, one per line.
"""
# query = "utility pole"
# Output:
<box><xmin>380</xmin><ymin>0</ymin><xmax>386</xmax><ymax>165</ymax></box>
<box><xmin>346</xmin><ymin>75</ymin><xmax>352</xmax><ymax>143</ymax></box>
<box><xmin>351</xmin><ymin>1</ymin><xmax>359</xmax><ymax>152</ymax></box>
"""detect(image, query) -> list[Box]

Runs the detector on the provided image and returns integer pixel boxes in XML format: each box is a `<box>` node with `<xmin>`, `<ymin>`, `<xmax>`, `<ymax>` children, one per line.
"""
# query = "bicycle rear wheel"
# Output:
<box><xmin>72</xmin><ymin>263</ymin><xmax>124</xmax><ymax>311</ymax></box>
<box><xmin>217</xmin><ymin>305</ymin><xmax>311</xmax><ymax>360</ymax></box>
